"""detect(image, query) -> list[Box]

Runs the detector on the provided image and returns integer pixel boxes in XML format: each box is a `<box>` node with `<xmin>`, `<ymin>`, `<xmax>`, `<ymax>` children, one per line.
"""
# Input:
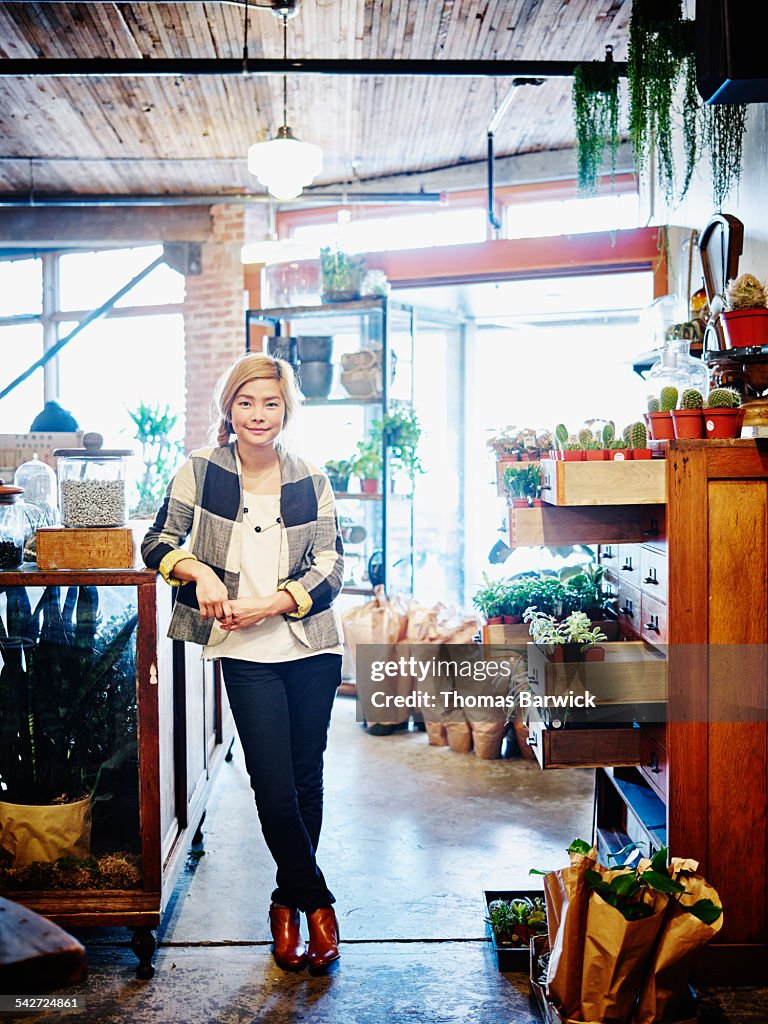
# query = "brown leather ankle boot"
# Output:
<box><xmin>269</xmin><ymin>904</ymin><xmax>307</xmax><ymax>971</ymax></box>
<box><xmin>306</xmin><ymin>906</ymin><xmax>340</xmax><ymax>974</ymax></box>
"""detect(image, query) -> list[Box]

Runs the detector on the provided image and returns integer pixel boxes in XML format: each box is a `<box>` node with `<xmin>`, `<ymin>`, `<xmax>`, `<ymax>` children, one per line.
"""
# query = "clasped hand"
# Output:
<box><xmin>196</xmin><ymin>574</ymin><xmax>273</xmax><ymax>630</ymax></box>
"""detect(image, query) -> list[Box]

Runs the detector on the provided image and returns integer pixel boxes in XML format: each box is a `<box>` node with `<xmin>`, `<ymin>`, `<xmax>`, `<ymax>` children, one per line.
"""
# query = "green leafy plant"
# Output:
<box><xmin>560</xmin><ymin>563</ymin><xmax>611</xmax><ymax>617</ymax></box>
<box><xmin>573</xmin><ymin>54</ymin><xmax>621</xmax><ymax>194</ymax></box>
<box><xmin>0</xmin><ymin>586</ymin><xmax>138</xmax><ymax>806</ymax></box>
<box><xmin>524</xmin><ymin>608</ymin><xmax>607</xmax><ymax>647</ymax></box>
<box><xmin>127</xmin><ymin>402</ymin><xmax>184</xmax><ymax>518</ymax></box>
<box><xmin>503</xmin><ymin>463</ymin><xmax>541</xmax><ymax>503</ymax></box>
<box><xmin>350</xmin><ymin>441</ymin><xmax>382</xmax><ymax>481</ymax></box>
<box><xmin>319</xmin><ymin>246</ymin><xmax>366</xmax><ymax>300</ymax></box>
<box><xmin>323</xmin><ymin>458</ymin><xmax>353</xmax><ymax>491</ymax></box>
<box><xmin>371</xmin><ymin>408</ymin><xmax>423</xmax><ymax>481</ymax></box>
<box><xmin>704</xmin><ymin>103</ymin><xmax>749</xmax><ymax>211</ymax></box>
<box><xmin>486</xmin><ymin>896</ymin><xmax>547</xmax><ymax>946</ymax></box>
<box><xmin>472</xmin><ymin>575</ymin><xmax>507</xmax><ymax>621</ymax></box>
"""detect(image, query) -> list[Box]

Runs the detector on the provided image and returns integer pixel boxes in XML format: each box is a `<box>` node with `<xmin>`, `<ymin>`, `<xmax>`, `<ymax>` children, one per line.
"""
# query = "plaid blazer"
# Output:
<box><xmin>141</xmin><ymin>443</ymin><xmax>344</xmax><ymax>650</ymax></box>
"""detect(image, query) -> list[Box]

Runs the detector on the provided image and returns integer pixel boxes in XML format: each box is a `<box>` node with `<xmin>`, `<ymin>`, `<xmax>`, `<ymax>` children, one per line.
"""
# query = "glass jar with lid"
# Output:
<box><xmin>646</xmin><ymin>347</ymin><xmax>690</xmax><ymax>410</ymax></box>
<box><xmin>54</xmin><ymin>432</ymin><xmax>133</xmax><ymax>528</ymax></box>
<box><xmin>0</xmin><ymin>480</ymin><xmax>25</xmax><ymax>568</ymax></box>
<box><xmin>14</xmin><ymin>453</ymin><xmax>59</xmax><ymax>526</ymax></box>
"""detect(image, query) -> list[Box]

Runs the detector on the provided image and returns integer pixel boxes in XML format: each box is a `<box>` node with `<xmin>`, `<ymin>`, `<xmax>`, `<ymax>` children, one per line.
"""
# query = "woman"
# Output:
<box><xmin>142</xmin><ymin>352</ymin><xmax>344</xmax><ymax>975</ymax></box>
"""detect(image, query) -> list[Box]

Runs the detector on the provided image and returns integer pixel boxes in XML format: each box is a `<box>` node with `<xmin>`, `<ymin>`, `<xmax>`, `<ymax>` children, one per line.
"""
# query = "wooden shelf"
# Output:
<box><xmin>539</xmin><ymin>458</ymin><xmax>667</xmax><ymax>506</ymax></box>
<box><xmin>508</xmin><ymin>505</ymin><xmax>652</xmax><ymax>547</ymax></box>
<box><xmin>334</xmin><ymin>491</ymin><xmax>383</xmax><ymax>501</ymax></box>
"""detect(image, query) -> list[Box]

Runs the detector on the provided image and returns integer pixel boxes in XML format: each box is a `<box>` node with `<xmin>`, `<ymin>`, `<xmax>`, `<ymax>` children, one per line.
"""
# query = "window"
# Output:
<box><xmin>290</xmin><ymin>207</ymin><xmax>487</xmax><ymax>255</ymax></box>
<box><xmin>0</xmin><ymin>325</ymin><xmax>44</xmax><ymax>433</ymax></box>
<box><xmin>504</xmin><ymin>192</ymin><xmax>641</xmax><ymax>239</ymax></box>
<box><xmin>0</xmin><ymin>257</ymin><xmax>42</xmax><ymax>317</ymax></box>
<box><xmin>59</xmin><ymin>246</ymin><xmax>185</xmax><ymax>311</ymax></box>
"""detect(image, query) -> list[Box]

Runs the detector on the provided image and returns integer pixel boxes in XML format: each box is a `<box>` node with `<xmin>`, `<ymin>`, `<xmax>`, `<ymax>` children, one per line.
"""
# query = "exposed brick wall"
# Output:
<box><xmin>183</xmin><ymin>204</ymin><xmax>246</xmax><ymax>451</ymax></box>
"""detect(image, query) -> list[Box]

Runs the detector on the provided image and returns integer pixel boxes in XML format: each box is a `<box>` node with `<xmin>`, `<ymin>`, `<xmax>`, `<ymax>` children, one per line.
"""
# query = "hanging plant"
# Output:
<box><xmin>703</xmin><ymin>102</ymin><xmax>748</xmax><ymax>210</ymax></box>
<box><xmin>572</xmin><ymin>51</ymin><xmax>620</xmax><ymax>195</ymax></box>
<box><xmin>628</xmin><ymin>0</ymin><xmax>692</xmax><ymax>202</ymax></box>
<box><xmin>679</xmin><ymin>53</ymin><xmax>701</xmax><ymax>201</ymax></box>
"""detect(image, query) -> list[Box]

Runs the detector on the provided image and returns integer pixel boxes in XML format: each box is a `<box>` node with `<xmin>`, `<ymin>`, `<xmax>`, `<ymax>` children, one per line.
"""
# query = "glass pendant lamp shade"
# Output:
<box><xmin>248</xmin><ymin>125</ymin><xmax>323</xmax><ymax>201</ymax></box>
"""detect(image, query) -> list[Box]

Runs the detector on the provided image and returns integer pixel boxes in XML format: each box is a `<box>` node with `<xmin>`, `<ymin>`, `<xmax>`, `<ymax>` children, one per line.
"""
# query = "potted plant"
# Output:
<box><xmin>0</xmin><ymin>586</ymin><xmax>138</xmax><ymax>866</ymax></box>
<box><xmin>484</xmin><ymin>893</ymin><xmax>547</xmax><ymax>970</ymax></box>
<box><xmin>524</xmin><ymin>608</ymin><xmax>607</xmax><ymax>662</ymax></box>
<box><xmin>671</xmin><ymin>389</ymin><xmax>705</xmax><ymax>439</ymax></box>
<box><xmin>704</xmin><ymin>387</ymin><xmax>744</xmax><ymax>439</ymax></box>
<box><xmin>350</xmin><ymin>441</ymin><xmax>382</xmax><ymax>494</ymax></box>
<box><xmin>472</xmin><ymin>576</ymin><xmax>505</xmax><ymax>625</ymax></box>
<box><xmin>647</xmin><ymin>386</ymin><xmax>677</xmax><ymax>441</ymax></box>
<box><xmin>127</xmin><ymin>402</ymin><xmax>184</xmax><ymax>518</ymax></box>
<box><xmin>319</xmin><ymin>246</ymin><xmax>366</xmax><ymax>301</ymax></box>
<box><xmin>579</xmin><ymin>427</ymin><xmax>605</xmax><ymax>461</ymax></box>
<box><xmin>371</xmin><ymin>409</ymin><xmax>423</xmax><ymax>485</ymax></box>
<box><xmin>625</xmin><ymin>420</ymin><xmax>652</xmax><ymax>458</ymax></box>
<box><xmin>324</xmin><ymin>458</ymin><xmax>353</xmax><ymax>492</ymax></box>
<box><xmin>572</xmin><ymin>53</ymin><xmax>620</xmax><ymax>195</ymax></box>
<box><xmin>721</xmin><ymin>273</ymin><xmax>768</xmax><ymax>349</ymax></box>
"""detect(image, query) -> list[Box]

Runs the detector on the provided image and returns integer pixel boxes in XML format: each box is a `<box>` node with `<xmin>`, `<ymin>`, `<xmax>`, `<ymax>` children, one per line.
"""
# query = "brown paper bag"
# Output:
<box><xmin>580</xmin><ymin>884</ymin><xmax>667</xmax><ymax>1023</ymax></box>
<box><xmin>633</xmin><ymin>860</ymin><xmax>723</xmax><ymax>1024</ymax></box>
<box><xmin>425</xmin><ymin>721</ymin><xmax>448</xmax><ymax>746</ymax></box>
<box><xmin>544</xmin><ymin>847</ymin><xmax>597</xmax><ymax>1019</ymax></box>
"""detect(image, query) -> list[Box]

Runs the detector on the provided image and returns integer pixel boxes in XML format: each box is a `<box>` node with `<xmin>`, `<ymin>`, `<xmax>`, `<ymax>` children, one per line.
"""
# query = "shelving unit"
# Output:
<box><xmin>246</xmin><ymin>297</ymin><xmax>420</xmax><ymax>598</ymax></box>
<box><xmin>509</xmin><ymin>439</ymin><xmax>768</xmax><ymax>982</ymax></box>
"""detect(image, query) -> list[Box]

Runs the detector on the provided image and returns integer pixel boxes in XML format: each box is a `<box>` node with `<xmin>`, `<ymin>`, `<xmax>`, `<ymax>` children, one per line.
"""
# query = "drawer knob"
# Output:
<box><xmin>620</xmin><ymin>604</ymin><xmax>634</xmax><ymax>615</ymax></box>
<box><xmin>643</xmin><ymin>574</ymin><xmax>658</xmax><ymax>585</ymax></box>
<box><xmin>649</xmin><ymin>752</ymin><xmax>660</xmax><ymax>774</ymax></box>
<box><xmin>526</xmin><ymin>733</ymin><xmax>538</xmax><ymax>747</ymax></box>
<box><xmin>644</xmin><ymin>619</ymin><xmax>660</xmax><ymax>632</ymax></box>
<box><xmin>621</xmin><ymin>562</ymin><xmax>633</xmax><ymax>571</ymax></box>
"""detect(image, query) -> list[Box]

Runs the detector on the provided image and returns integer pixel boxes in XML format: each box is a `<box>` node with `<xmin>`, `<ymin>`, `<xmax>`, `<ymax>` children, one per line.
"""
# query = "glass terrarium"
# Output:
<box><xmin>54</xmin><ymin>432</ymin><xmax>132</xmax><ymax>528</ymax></box>
<box><xmin>0</xmin><ymin>480</ymin><xmax>24</xmax><ymax>569</ymax></box>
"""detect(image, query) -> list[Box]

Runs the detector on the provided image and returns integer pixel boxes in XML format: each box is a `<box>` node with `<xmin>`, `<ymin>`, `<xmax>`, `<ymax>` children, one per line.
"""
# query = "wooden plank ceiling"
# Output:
<box><xmin>0</xmin><ymin>1</ymin><xmax>631</xmax><ymax>197</ymax></box>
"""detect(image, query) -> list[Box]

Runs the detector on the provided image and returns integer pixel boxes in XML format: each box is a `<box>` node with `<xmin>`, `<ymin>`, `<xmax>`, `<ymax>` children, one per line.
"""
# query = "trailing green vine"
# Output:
<box><xmin>628</xmin><ymin>0</ymin><xmax>690</xmax><ymax>203</ymax></box>
<box><xmin>572</xmin><ymin>55</ymin><xmax>620</xmax><ymax>194</ymax></box>
<box><xmin>703</xmin><ymin>102</ymin><xmax>749</xmax><ymax>210</ymax></box>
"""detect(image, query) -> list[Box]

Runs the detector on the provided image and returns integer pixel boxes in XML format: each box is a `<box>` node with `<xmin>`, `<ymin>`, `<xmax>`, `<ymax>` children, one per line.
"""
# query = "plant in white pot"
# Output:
<box><xmin>0</xmin><ymin>586</ymin><xmax>138</xmax><ymax>866</ymax></box>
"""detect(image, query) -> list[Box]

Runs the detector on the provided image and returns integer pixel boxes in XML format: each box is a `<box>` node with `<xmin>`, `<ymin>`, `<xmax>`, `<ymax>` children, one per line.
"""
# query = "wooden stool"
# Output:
<box><xmin>0</xmin><ymin>897</ymin><xmax>86</xmax><ymax>994</ymax></box>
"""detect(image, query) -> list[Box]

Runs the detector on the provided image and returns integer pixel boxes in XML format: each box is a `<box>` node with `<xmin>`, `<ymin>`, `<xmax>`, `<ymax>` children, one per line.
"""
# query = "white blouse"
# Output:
<box><xmin>203</xmin><ymin>491</ymin><xmax>343</xmax><ymax>664</ymax></box>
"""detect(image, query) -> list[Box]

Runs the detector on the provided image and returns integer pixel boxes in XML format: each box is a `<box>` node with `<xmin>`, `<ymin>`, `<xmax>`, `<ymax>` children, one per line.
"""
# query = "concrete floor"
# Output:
<box><xmin>8</xmin><ymin>696</ymin><xmax>768</xmax><ymax>1022</ymax></box>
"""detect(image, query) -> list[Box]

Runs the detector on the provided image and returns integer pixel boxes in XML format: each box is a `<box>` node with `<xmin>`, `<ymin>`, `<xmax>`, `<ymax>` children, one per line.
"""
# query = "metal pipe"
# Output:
<box><xmin>0</xmin><ymin>57</ymin><xmax>628</xmax><ymax>79</ymax></box>
<box><xmin>0</xmin><ymin>191</ymin><xmax>444</xmax><ymax>207</ymax></box>
<box><xmin>487</xmin><ymin>134</ymin><xmax>501</xmax><ymax>232</ymax></box>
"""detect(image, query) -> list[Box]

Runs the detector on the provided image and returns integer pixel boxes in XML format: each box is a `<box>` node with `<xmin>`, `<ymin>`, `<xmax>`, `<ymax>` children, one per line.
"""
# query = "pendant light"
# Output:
<box><xmin>247</xmin><ymin>13</ymin><xmax>322</xmax><ymax>201</ymax></box>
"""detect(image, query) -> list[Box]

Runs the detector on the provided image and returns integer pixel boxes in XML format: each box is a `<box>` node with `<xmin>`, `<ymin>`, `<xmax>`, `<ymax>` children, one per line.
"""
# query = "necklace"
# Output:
<box><xmin>243</xmin><ymin>504</ymin><xmax>281</xmax><ymax>534</ymax></box>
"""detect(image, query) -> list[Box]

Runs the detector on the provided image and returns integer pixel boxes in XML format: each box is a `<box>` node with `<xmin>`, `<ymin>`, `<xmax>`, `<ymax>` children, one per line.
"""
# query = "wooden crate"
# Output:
<box><xmin>508</xmin><ymin>505</ymin><xmax>648</xmax><ymax>547</ymax></box>
<box><xmin>36</xmin><ymin>525</ymin><xmax>146</xmax><ymax>570</ymax></box>
<box><xmin>539</xmin><ymin>458</ymin><xmax>667</xmax><ymax>506</ymax></box>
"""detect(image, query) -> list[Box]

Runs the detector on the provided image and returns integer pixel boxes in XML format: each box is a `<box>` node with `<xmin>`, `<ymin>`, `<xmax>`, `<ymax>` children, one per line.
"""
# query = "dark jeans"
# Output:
<box><xmin>221</xmin><ymin>653</ymin><xmax>341</xmax><ymax>913</ymax></box>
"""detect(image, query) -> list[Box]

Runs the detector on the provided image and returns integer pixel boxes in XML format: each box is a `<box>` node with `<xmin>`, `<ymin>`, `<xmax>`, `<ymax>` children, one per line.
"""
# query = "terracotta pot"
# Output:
<box><xmin>486</xmin><ymin>616</ymin><xmax>504</xmax><ymax>625</ymax></box>
<box><xmin>528</xmin><ymin>498</ymin><xmax>545</xmax><ymax>507</ymax></box>
<box><xmin>672</xmin><ymin>409</ymin><xmax>706</xmax><ymax>439</ymax></box>
<box><xmin>584</xmin><ymin>449</ymin><xmax>606</xmax><ymax>461</ymax></box>
<box><xmin>582</xmin><ymin>645</ymin><xmax>606</xmax><ymax>662</ymax></box>
<box><xmin>721</xmin><ymin>308</ymin><xmax>768</xmax><ymax>349</ymax></box>
<box><xmin>502</xmin><ymin>614</ymin><xmax>523</xmax><ymax>624</ymax></box>
<box><xmin>563</xmin><ymin>450</ymin><xmax>582</xmax><ymax>461</ymax></box>
<box><xmin>704</xmin><ymin>408</ymin><xmax>742</xmax><ymax>439</ymax></box>
<box><xmin>609</xmin><ymin>449</ymin><xmax>631</xmax><ymax>461</ymax></box>
<box><xmin>631</xmin><ymin>449</ymin><xmax>653</xmax><ymax>460</ymax></box>
<box><xmin>360</xmin><ymin>478</ymin><xmax>380</xmax><ymax>494</ymax></box>
<box><xmin>511</xmin><ymin>497</ymin><xmax>529</xmax><ymax>508</ymax></box>
<box><xmin>647</xmin><ymin>411</ymin><xmax>675</xmax><ymax>440</ymax></box>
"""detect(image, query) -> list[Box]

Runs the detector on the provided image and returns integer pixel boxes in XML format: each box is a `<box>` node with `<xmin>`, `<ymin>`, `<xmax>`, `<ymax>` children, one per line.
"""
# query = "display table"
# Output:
<box><xmin>0</xmin><ymin>565</ymin><xmax>234</xmax><ymax>978</ymax></box>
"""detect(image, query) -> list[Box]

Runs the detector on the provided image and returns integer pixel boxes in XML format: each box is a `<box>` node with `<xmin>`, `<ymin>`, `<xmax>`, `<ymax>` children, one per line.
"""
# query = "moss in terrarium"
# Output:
<box><xmin>0</xmin><ymin>851</ymin><xmax>142</xmax><ymax>891</ymax></box>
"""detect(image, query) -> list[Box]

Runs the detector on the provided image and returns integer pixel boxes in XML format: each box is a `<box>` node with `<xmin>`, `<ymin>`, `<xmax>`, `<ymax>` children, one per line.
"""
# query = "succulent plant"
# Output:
<box><xmin>555</xmin><ymin>423</ymin><xmax>569</xmax><ymax>449</ymax></box>
<box><xmin>725</xmin><ymin>273</ymin><xmax>768</xmax><ymax>311</ymax></box>
<box><xmin>626</xmin><ymin>421</ymin><xmax>647</xmax><ymax>449</ymax></box>
<box><xmin>660</xmin><ymin>386</ymin><xmax>679</xmax><ymax>412</ymax></box>
<box><xmin>681</xmin><ymin>388</ymin><xmax>704</xmax><ymax>410</ymax></box>
<box><xmin>707</xmin><ymin>387</ymin><xmax>741</xmax><ymax>409</ymax></box>
<box><xmin>578</xmin><ymin>427</ymin><xmax>594</xmax><ymax>448</ymax></box>
<box><xmin>602</xmin><ymin>422</ymin><xmax>615</xmax><ymax>447</ymax></box>
<box><xmin>647</xmin><ymin>396</ymin><xmax>660</xmax><ymax>413</ymax></box>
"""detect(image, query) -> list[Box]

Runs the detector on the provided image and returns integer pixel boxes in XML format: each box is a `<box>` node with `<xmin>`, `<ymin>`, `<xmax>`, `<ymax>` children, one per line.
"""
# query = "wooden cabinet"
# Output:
<box><xmin>514</xmin><ymin>441</ymin><xmax>768</xmax><ymax>981</ymax></box>
<box><xmin>0</xmin><ymin>566</ymin><xmax>235</xmax><ymax>978</ymax></box>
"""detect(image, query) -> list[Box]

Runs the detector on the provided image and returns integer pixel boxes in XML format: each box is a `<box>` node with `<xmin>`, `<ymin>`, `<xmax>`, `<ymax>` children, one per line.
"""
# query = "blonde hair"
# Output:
<box><xmin>210</xmin><ymin>352</ymin><xmax>301</xmax><ymax>447</ymax></box>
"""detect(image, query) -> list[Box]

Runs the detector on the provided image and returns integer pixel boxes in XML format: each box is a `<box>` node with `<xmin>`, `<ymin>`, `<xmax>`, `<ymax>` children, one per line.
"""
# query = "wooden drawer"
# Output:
<box><xmin>526</xmin><ymin>719</ymin><xmax>648</xmax><ymax>769</ymax></box>
<box><xmin>538</xmin><ymin>458</ymin><xmax>666</xmax><ymax>506</ymax></box>
<box><xmin>526</xmin><ymin>641</ymin><xmax>667</xmax><ymax>710</ymax></box>
<box><xmin>617</xmin><ymin>543</ymin><xmax>642</xmax><ymax>585</ymax></box>
<box><xmin>640</xmin><ymin>545</ymin><xmax>668</xmax><ymax>603</ymax></box>
<box><xmin>640</xmin><ymin>591</ymin><xmax>668</xmax><ymax>645</ymax></box>
<box><xmin>617</xmin><ymin>578</ymin><xmax>641</xmax><ymax>633</ymax></box>
<box><xmin>640</xmin><ymin>505</ymin><xmax>666</xmax><ymax>550</ymax></box>
<box><xmin>598</xmin><ymin>543</ymin><xmax>621</xmax><ymax>569</ymax></box>
<box><xmin>639</xmin><ymin>725</ymin><xmax>668</xmax><ymax>801</ymax></box>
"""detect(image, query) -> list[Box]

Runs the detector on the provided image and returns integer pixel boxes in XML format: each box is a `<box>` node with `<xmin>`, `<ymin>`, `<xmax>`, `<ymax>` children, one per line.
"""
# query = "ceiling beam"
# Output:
<box><xmin>0</xmin><ymin>205</ymin><xmax>213</xmax><ymax>247</ymax></box>
<box><xmin>0</xmin><ymin>58</ymin><xmax>627</xmax><ymax>79</ymax></box>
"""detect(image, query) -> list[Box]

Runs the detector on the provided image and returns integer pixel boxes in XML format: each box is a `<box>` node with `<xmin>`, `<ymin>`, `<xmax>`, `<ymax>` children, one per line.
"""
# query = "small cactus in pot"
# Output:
<box><xmin>601</xmin><ymin>422</ymin><xmax>615</xmax><ymax>448</ymax></box>
<box><xmin>660</xmin><ymin>386</ymin><xmax>679</xmax><ymax>412</ymax></box>
<box><xmin>647</xmin><ymin>396</ymin><xmax>660</xmax><ymax>413</ymax></box>
<box><xmin>706</xmin><ymin>387</ymin><xmax>741</xmax><ymax>409</ymax></box>
<box><xmin>704</xmin><ymin>387</ymin><xmax>744</xmax><ymax>439</ymax></box>
<box><xmin>725</xmin><ymin>273</ymin><xmax>768</xmax><ymax>311</ymax></box>
<box><xmin>672</xmin><ymin>389</ymin><xmax>706</xmax><ymax>439</ymax></box>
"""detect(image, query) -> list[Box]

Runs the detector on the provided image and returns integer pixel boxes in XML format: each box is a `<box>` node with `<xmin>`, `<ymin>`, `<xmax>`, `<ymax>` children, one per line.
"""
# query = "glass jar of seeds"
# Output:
<box><xmin>54</xmin><ymin>432</ymin><xmax>133</xmax><ymax>528</ymax></box>
<box><xmin>0</xmin><ymin>479</ymin><xmax>25</xmax><ymax>568</ymax></box>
